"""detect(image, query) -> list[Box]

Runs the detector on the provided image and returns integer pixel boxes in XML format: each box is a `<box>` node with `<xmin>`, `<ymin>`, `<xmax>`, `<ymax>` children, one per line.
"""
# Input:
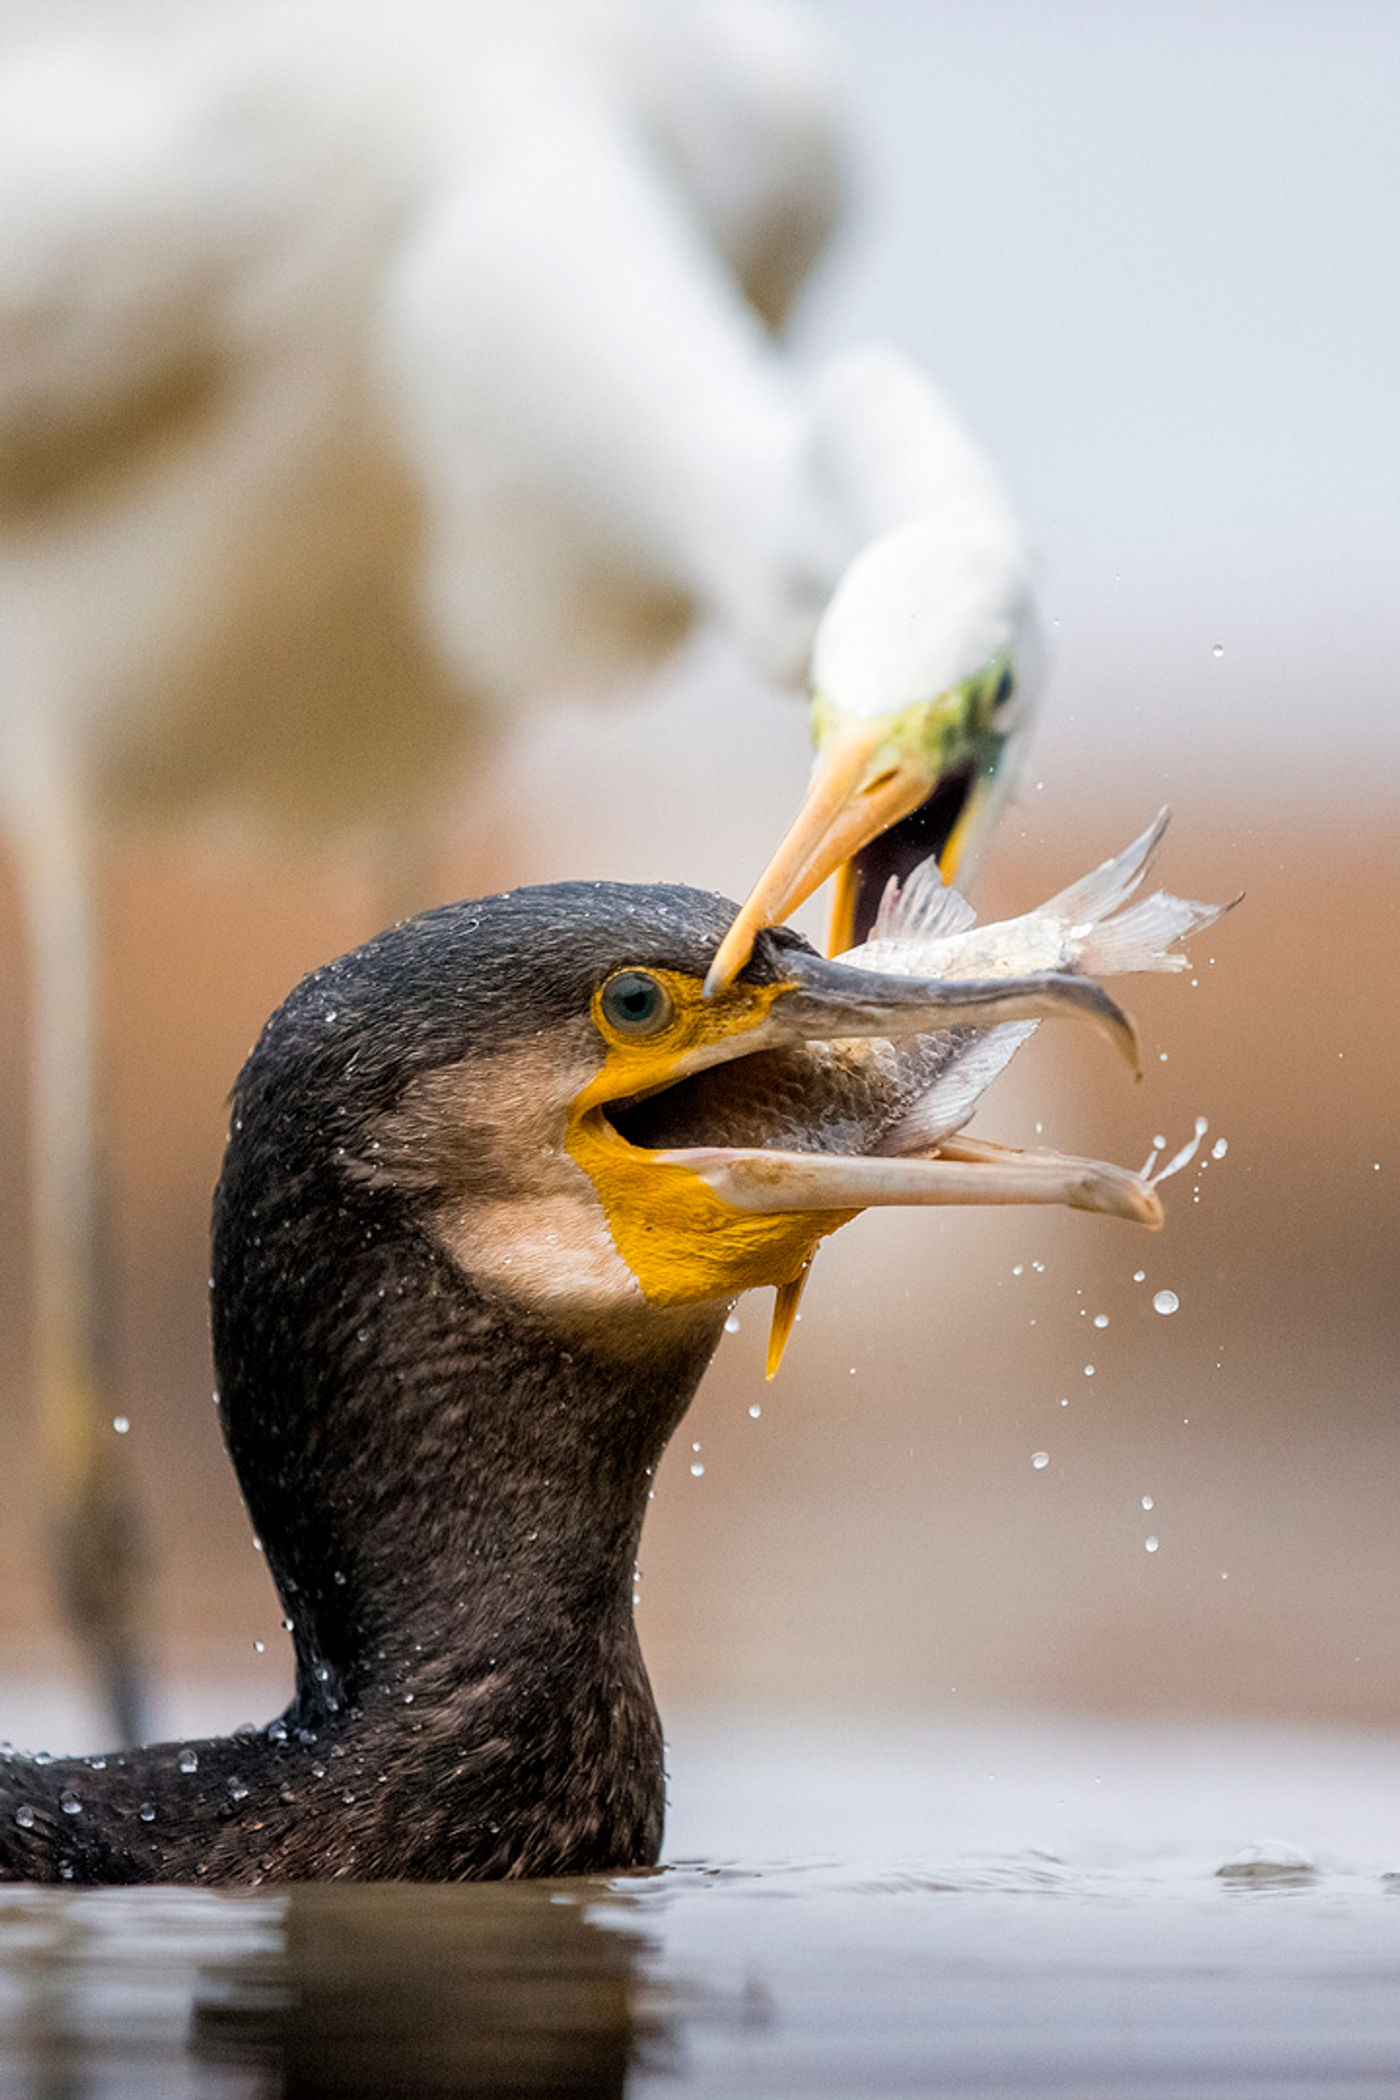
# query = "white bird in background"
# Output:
<box><xmin>0</xmin><ymin>0</ymin><xmax>1035</xmax><ymax>1739</ymax></box>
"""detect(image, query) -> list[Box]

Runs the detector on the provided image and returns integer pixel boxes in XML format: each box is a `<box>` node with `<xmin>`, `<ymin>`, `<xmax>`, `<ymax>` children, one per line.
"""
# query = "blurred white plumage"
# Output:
<box><xmin>0</xmin><ymin>0</ymin><xmax>1033</xmax><ymax>1734</ymax></box>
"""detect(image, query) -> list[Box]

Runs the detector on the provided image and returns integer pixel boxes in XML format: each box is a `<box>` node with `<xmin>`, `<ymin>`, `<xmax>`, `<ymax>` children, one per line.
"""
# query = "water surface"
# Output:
<box><xmin>1</xmin><ymin>1715</ymin><xmax>1397</xmax><ymax>2096</ymax></box>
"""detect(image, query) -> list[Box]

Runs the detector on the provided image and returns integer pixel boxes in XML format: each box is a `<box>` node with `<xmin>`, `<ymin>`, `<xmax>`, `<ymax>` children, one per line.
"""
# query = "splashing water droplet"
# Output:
<box><xmin>59</xmin><ymin>1791</ymin><xmax>81</xmax><ymax>1816</ymax></box>
<box><xmin>1133</xmin><ymin>1270</ymin><xmax>1145</xmax><ymax>1284</ymax></box>
<box><xmin>1212</xmin><ymin>643</ymin><xmax>1224</xmax><ymax>658</ymax></box>
<box><xmin>112</xmin><ymin>1416</ymin><xmax>129</xmax><ymax>1435</ymax></box>
<box><xmin>723</xmin><ymin>1314</ymin><xmax>740</xmax><ymax>1335</ymax></box>
<box><xmin>689</xmin><ymin>1463</ymin><xmax>705</xmax><ymax>1478</ymax></box>
<box><xmin>1145</xmin><ymin>1536</ymin><xmax>1160</xmax><ymax>1553</ymax></box>
<box><xmin>178</xmin><ymin>1749</ymin><xmax>198</xmax><ymax>1774</ymax></box>
<box><xmin>1212</xmin><ymin>1138</ymin><xmax>1228</xmax><ymax>1160</ymax></box>
<box><xmin>138</xmin><ymin>1802</ymin><xmax>156</xmax><ymax>1823</ymax></box>
<box><xmin>1084</xmin><ymin>1364</ymin><xmax>1095</xmax><ymax>1378</ymax></box>
<box><xmin>1093</xmin><ymin>1314</ymin><xmax>1109</xmax><ymax>1330</ymax></box>
<box><xmin>1217</xmin><ymin>1840</ymin><xmax>1315</xmax><ymax>1883</ymax></box>
<box><xmin>13</xmin><ymin>1806</ymin><xmax>33</xmax><ymax>1830</ymax></box>
<box><xmin>1032</xmin><ymin>1451</ymin><xmax>1049</xmax><ymax>1470</ymax></box>
<box><xmin>1153</xmin><ymin>1290</ymin><xmax>1180</xmax><ymax>1316</ymax></box>
<box><xmin>1153</xmin><ymin>1118</ymin><xmax>1208</xmax><ymax>1188</ymax></box>
<box><xmin>748</xmin><ymin>1405</ymin><xmax>762</xmax><ymax>1419</ymax></box>
<box><xmin>1141</xmin><ymin>1495</ymin><xmax>1154</xmax><ymax>1511</ymax></box>
<box><xmin>253</xmin><ymin>1640</ymin><xmax>266</xmax><ymax>1654</ymax></box>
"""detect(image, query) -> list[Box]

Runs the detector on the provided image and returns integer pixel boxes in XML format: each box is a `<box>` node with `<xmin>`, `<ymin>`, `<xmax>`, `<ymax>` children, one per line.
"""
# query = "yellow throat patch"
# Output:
<box><xmin>566</xmin><ymin>970</ymin><xmax>855</xmax><ymax>1309</ymax></box>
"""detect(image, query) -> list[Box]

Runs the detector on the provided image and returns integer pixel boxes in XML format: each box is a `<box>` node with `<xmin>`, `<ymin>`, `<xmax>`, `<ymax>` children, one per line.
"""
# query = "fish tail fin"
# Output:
<box><xmin>1072</xmin><ymin>890</ymin><xmax>1228</xmax><ymax>976</ymax></box>
<box><xmin>1036</xmin><ymin>808</ymin><xmax>1171</xmax><ymax>928</ymax></box>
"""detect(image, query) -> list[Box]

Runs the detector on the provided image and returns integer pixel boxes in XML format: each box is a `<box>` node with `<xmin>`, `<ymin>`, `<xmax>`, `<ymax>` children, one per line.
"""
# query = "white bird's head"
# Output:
<box><xmin>707</xmin><ymin>509</ymin><xmax>1037</xmax><ymax>992</ymax></box>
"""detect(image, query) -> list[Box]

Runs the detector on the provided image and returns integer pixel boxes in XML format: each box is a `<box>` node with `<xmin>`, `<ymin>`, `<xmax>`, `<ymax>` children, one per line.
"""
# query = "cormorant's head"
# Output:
<box><xmin>707</xmin><ymin>516</ymin><xmax>1036</xmax><ymax>992</ymax></box>
<box><xmin>230</xmin><ymin>882</ymin><xmax>1149</xmax><ymax>1356</ymax></box>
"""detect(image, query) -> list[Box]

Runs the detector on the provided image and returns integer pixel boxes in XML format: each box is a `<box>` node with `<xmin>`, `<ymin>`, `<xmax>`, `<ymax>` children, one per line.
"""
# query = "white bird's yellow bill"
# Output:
<box><xmin>707</xmin><ymin>672</ymin><xmax>1008</xmax><ymax>997</ymax></box>
<box><xmin>704</xmin><ymin>720</ymin><xmax>933</xmax><ymax>996</ymax></box>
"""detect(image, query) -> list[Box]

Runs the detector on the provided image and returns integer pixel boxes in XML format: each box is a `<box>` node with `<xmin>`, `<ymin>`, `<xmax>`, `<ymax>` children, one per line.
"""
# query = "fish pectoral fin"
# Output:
<box><xmin>657</xmin><ymin>1144</ymin><xmax>1163</xmax><ymax>1228</ymax></box>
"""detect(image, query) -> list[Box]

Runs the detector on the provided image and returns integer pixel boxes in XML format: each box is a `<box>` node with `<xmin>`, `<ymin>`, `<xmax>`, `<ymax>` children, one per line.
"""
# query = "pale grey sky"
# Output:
<box><xmin>802</xmin><ymin>0</ymin><xmax>1400</xmax><ymax>795</ymax></box>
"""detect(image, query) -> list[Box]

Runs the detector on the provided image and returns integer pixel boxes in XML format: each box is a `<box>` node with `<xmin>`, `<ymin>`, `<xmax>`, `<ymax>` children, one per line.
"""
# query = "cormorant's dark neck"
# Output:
<box><xmin>217</xmin><ymin>1166</ymin><xmax>709</xmax><ymax>1690</ymax></box>
<box><xmin>202</xmin><ymin>1151</ymin><xmax>721</xmax><ymax>1878</ymax></box>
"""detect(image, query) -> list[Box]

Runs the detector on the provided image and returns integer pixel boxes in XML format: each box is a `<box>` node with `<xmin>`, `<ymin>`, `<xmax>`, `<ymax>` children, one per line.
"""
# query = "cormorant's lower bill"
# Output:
<box><xmin>0</xmin><ymin>881</ymin><xmax>1161</xmax><ymax>1886</ymax></box>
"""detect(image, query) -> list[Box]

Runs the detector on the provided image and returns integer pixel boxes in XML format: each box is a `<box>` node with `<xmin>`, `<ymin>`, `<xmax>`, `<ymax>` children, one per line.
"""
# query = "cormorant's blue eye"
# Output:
<box><xmin>600</xmin><ymin>971</ymin><xmax>674</xmax><ymax>1037</ymax></box>
<box><xmin>992</xmin><ymin>665</ymin><xmax>1015</xmax><ymax>714</ymax></box>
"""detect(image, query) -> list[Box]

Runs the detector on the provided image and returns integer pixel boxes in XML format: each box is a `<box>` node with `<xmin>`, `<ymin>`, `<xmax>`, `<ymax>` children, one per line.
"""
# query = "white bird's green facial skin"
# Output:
<box><xmin>811</xmin><ymin>650</ymin><xmax>1018</xmax><ymax>772</ymax></box>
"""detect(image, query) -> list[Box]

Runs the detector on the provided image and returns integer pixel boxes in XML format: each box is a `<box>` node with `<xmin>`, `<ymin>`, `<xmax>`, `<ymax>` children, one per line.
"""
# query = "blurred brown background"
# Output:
<box><xmin>0</xmin><ymin>0</ymin><xmax>1396</xmax><ymax>1742</ymax></box>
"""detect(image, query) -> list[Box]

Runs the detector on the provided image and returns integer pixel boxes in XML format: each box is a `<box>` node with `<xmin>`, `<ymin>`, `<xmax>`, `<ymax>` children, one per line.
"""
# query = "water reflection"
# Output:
<box><xmin>197</xmin><ymin>1881</ymin><xmax>662</xmax><ymax>2098</ymax></box>
<box><xmin>0</xmin><ymin>1879</ymin><xmax>666</xmax><ymax>2098</ymax></box>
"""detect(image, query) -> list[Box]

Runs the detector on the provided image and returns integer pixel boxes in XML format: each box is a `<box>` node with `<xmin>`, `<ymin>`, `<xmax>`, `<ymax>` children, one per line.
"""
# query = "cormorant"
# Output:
<box><xmin>0</xmin><ymin>881</ymin><xmax>1161</xmax><ymax>1886</ymax></box>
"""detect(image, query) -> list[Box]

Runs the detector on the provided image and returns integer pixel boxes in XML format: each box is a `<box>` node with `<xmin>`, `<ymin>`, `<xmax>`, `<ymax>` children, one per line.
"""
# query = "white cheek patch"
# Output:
<box><xmin>353</xmin><ymin>1035</ymin><xmax>649</xmax><ymax>1312</ymax></box>
<box><xmin>433</xmin><ymin>1190</ymin><xmax>643</xmax><ymax>1312</ymax></box>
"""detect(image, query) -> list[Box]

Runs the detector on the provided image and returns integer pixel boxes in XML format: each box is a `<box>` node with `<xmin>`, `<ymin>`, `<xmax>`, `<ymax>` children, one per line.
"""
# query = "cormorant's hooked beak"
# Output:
<box><xmin>706</xmin><ymin>682</ymin><xmax>1007</xmax><ymax>997</ymax></box>
<box><xmin>749</xmin><ymin>944</ymin><xmax>1140</xmax><ymax>1075</ymax></box>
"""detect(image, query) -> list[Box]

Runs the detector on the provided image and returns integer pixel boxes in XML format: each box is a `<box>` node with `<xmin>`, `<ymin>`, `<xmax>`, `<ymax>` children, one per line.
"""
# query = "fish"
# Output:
<box><xmin>842</xmin><ymin>807</ymin><xmax>1225</xmax><ymax>1158</ymax></box>
<box><xmin>620</xmin><ymin>811</ymin><xmax>1224</xmax><ymax>1168</ymax></box>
